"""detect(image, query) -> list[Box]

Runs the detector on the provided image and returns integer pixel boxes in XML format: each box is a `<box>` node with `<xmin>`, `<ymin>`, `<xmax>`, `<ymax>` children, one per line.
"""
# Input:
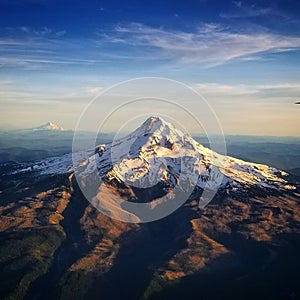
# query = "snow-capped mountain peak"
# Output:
<box><xmin>83</xmin><ymin>116</ymin><xmax>296</xmax><ymax>195</ymax></box>
<box><xmin>121</xmin><ymin>116</ymin><xmax>186</xmax><ymax>157</ymax></box>
<box><xmin>136</xmin><ymin>116</ymin><xmax>169</xmax><ymax>134</ymax></box>
<box><xmin>33</xmin><ymin>122</ymin><xmax>64</xmax><ymax>131</ymax></box>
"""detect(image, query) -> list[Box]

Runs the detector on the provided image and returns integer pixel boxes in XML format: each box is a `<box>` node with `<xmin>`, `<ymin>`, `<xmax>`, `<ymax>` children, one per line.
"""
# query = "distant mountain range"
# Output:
<box><xmin>0</xmin><ymin>116</ymin><xmax>299</xmax><ymax>299</ymax></box>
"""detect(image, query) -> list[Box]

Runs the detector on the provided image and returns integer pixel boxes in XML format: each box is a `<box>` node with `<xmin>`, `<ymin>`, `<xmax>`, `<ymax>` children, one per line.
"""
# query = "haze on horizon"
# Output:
<box><xmin>0</xmin><ymin>0</ymin><xmax>300</xmax><ymax>136</ymax></box>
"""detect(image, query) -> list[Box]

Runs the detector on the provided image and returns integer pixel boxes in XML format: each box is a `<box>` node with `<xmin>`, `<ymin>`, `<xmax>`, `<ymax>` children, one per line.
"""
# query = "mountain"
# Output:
<box><xmin>32</xmin><ymin>122</ymin><xmax>64</xmax><ymax>131</ymax></box>
<box><xmin>71</xmin><ymin>116</ymin><xmax>296</xmax><ymax>223</ymax></box>
<box><xmin>0</xmin><ymin>116</ymin><xmax>299</xmax><ymax>300</ymax></box>
<box><xmin>0</xmin><ymin>122</ymin><xmax>66</xmax><ymax>163</ymax></box>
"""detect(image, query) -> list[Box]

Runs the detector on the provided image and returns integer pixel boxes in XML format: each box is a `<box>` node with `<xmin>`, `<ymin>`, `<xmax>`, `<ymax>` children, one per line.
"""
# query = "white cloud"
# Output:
<box><xmin>104</xmin><ymin>22</ymin><xmax>300</xmax><ymax>67</ymax></box>
<box><xmin>220</xmin><ymin>1</ymin><xmax>288</xmax><ymax>19</ymax></box>
<box><xmin>85</xmin><ymin>86</ymin><xmax>103</xmax><ymax>94</ymax></box>
<box><xmin>0</xmin><ymin>55</ymin><xmax>99</xmax><ymax>70</ymax></box>
<box><xmin>195</xmin><ymin>82</ymin><xmax>256</xmax><ymax>96</ymax></box>
<box><xmin>195</xmin><ymin>82</ymin><xmax>300</xmax><ymax>101</ymax></box>
<box><xmin>0</xmin><ymin>39</ymin><xmax>25</xmax><ymax>46</ymax></box>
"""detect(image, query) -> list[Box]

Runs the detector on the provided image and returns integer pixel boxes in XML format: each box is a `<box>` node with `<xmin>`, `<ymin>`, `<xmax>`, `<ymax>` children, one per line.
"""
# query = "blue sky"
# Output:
<box><xmin>0</xmin><ymin>0</ymin><xmax>300</xmax><ymax>135</ymax></box>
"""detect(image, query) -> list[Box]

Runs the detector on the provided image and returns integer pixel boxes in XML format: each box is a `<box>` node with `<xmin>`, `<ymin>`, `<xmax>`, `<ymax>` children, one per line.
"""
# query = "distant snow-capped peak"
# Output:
<box><xmin>33</xmin><ymin>122</ymin><xmax>64</xmax><ymax>131</ymax></box>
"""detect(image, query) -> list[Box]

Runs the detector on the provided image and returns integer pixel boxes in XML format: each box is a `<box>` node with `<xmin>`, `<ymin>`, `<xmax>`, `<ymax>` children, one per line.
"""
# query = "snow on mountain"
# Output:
<box><xmin>97</xmin><ymin>117</ymin><xmax>293</xmax><ymax>190</ymax></box>
<box><xmin>32</xmin><ymin>122</ymin><xmax>64</xmax><ymax>131</ymax></box>
<box><xmin>10</xmin><ymin>150</ymin><xmax>90</xmax><ymax>176</ymax></box>
<box><xmin>80</xmin><ymin>116</ymin><xmax>296</xmax><ymax>194</ymax></box>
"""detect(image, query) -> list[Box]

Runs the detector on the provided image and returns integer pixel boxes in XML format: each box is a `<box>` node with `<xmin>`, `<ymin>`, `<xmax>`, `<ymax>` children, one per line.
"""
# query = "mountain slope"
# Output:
<box><xmin>0</xmin><ymin>116</ymin><xmax>299</xmax><ymax>300</ymax></box>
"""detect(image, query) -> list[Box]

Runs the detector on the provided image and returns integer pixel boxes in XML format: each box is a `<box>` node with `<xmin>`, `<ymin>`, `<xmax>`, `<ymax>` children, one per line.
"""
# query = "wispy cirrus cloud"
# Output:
<box><xmin>3</xmin><ymin>26</ymin><xmax>66</xmax><ymax>38</ymax></box>
<box><xmin>0</xmin><ymin>25</ymin><xmax>161</xmax><ymax>70</ymax></box>
<box><xmin>0</xmin><ymin>26</ymin><xmax>78</xmax><ymax>69</ymax></box>
<box><xmin>220</xmin><ymin>1</ymin><xmax>288</xmax><ymax>19</ymax></box>
<box><xmin>101</xmin><ymin>22</ymin><xmax>300</xmax><ymax>67</ymax></box>
<box><xmin>0</xmin><ymin>56</ymin><xmax>99</xmax><ymax>70</ymax></box>
<box><xmin>2</xmin><ymin>22</ymin><xmax>300</xmax><ymax>71</ymax></box>
<box><xmin>195</xmin><ymin>82</ymin><xmax>300</xmax><ymax>101</ymax></box>
<box><xmin>19</xmin><ymin>26</ymin><xmax>66</xmax><ymax>37</ymax></box>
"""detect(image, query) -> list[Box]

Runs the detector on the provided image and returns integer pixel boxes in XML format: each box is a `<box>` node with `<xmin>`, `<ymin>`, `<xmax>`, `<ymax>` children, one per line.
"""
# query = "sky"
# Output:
<box><xmin>0</xmin><ymin>0</ymin><xmax>300</xmax><ymax>135</ymax></box>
